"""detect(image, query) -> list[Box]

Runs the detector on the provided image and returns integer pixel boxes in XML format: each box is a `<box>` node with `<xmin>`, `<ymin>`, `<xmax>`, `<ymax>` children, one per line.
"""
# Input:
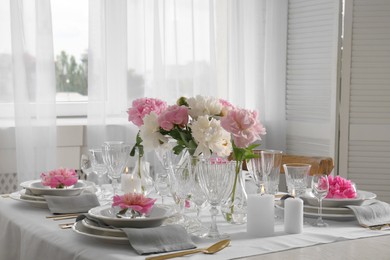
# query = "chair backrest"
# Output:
<box><xmin>280</xmin><ymin>155</ymin><xmax>334</xmax><ymax>176</ymax></box>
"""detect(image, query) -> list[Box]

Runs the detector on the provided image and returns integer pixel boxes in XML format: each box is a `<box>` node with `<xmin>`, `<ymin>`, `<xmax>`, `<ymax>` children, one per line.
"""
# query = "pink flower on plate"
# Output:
<box><xmin>157</xmin><ymin>105</ymin><xmax>189</xmax><ymax>131</ymax></box>
<box><xmin>127</xmin><ymin>98</ymin><xmax>167</xmax><ymax>127</ymax></box>
<box><xmin>220</xmin><ymin>108</ymin><xmax>266</xmax><ymax>148</ymax></box>
<box><xmin>326</xmin><ymin>175</ymin><xmax>357</xmax><ymax>199</ymax></box>
<box><xmin>112</xmin><ymin>193</ymin><xmax>157</xmax><ymax>215</ymax></box>
<box><xmin>40</xmin><ymin>168</ymin><xmax>78</xmax><ymax>189</ymax></box>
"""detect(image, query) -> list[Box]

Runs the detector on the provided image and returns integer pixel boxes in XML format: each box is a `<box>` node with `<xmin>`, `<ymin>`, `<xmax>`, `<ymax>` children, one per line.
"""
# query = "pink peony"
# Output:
<box><xmin>220</xmin><ymin>108</ymin><xmax>266</xmax><ymax>148</ymax></box>
<box><xmin>127</xmin><ymin>98</ymin><xmax>167</xmax><ymax>127</ymax></box>
<box><xmin>325</xmin><ymin>175</ymin><xmax>357</xmax><ymax>199</ymax></box>
<box><xmin>112</xmin><ymin>193</ymin><xmax>157</xmax><ymax>215</ymax></box>
<box><xmin>157</xmin><ymin>105</ymin><xmax>189</xmax><ymax>131</ymax></box>
<box><xmin>40</xmin><ymin>168</ymin><xmax>78</xmax><ymax>189</ymax></box>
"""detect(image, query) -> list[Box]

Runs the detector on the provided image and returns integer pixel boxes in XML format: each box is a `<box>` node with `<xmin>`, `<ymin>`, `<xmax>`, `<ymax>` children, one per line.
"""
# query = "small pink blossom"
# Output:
<box><xmin>209</xmin><ymin>157</ymin><xmax>229</xmax><ymax>164</ymax></box>
<box><xmin>127</xmin><ymin>98</ymin><xmax>167</xmax><ymax>127</ymax></box>
<box><xmin>157</xmin><ymin>105</ymin><xmax>189</xmax><ymax>131</ymax></box>
<box><xmin>325</xmin><ymin>175</ymin><xmax>357</xmax><ymax>199</ymax></box>
<box><xmin>112</xmin><ymin>193</ymin><xmax>157</xmax><ymax>215</ymax></box>
<box><xmin>220</xmin><ymin>108</ymin><xmax>266</xmax><ymax>148</ymax></box>
<box><xmin>40</xmin><ymin>168</ymin><xmax>78</xmax><ymax>189</ymax></box>
<box><xmin>185</xmin><ymin>199</ymin><xmax>191</xmax><ymax>208</ymax></box>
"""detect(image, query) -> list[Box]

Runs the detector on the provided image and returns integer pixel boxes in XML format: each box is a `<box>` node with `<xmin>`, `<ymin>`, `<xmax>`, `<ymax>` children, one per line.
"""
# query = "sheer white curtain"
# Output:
<box><xmin>87</xmin><ymin>0</ymin><xmax>287</xmax><ymax>150</ymax></box>
<box><xmin>7</xmin><ymin>0</ymin><xmax>57</xmax><ymax>183</ymax></box>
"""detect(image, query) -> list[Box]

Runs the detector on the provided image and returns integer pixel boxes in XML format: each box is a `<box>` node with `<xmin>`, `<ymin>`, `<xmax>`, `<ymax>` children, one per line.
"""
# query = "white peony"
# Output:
<box><xmin>139</xmin><ymin>112</ymin><xmax>168</xmax><ymax>150</ymax></box>
<box><xmin>191</xmin><ymin>115</ymin><xmax>232</xmax><ymax>157</ymax></box>
<box><xmin>186</xmin><ymin>95</ymin><xmax>222</xmax><ymax>119</ymax></box>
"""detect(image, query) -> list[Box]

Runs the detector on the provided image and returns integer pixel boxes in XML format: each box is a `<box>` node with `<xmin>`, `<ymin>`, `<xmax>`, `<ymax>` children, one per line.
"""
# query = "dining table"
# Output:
<box><xmin>1</xmin><ymin>190</ymin><xmax>390</xmax><ymax>260</ymax></box>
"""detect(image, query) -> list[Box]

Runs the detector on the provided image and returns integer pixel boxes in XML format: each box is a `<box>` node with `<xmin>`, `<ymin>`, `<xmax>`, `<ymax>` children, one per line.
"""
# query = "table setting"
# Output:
<box><xmin>2</xmin><ymin>95</ymin><xmax>390</xmax><ymax>260</ymax></box>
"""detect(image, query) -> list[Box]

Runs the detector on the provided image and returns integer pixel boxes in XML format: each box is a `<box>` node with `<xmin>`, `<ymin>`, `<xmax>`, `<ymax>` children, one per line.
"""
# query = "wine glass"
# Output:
<box><xmin>89</xmin><ymin>148</ymin><xmax>109</xmax><ymax>200</ymax></box>
<box><xmin>248</xmin><ymin>150</ymin><xmax>265</xmax><ymax>193</ymax></box>
<box><xmin>198</xmin><ymin>160</ymin><xmax>236</xmax><ymax>239</ymax></box>
<box><xmin>154</xmin><ymin>171</ymin><xmax>171</xmax><ymax>204</ymax></box>
<box><xmin>102</xmin><ymin>141</ymin><xmax>131</xmax><ymax>197</ymax></box>
<box><xmin>311</xmin><ymin>174</ymin><xmax>329</xmax><ymax>227</ymax></box>
<box><xmin>80</xmin><ymin>153</ymin><xmax>93</xmax><ymax>180</ymax></box>
<box><xmin>261</xmin><ymin>150</ymin><xmax>283</xmax><ymax>195</ymax></box>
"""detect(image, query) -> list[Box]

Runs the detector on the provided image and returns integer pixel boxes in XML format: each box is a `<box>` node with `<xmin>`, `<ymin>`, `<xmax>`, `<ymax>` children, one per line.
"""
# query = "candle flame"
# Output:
<box><xmin>260</xmin><ymin>184</ymin><xmax>265</xmax><ymax>195</ymax></box>
<box><xmin>125</xmin><ymin>167</ymin><xmax>129</xmax><ymax>174</ymax></box>
<box><xmin>292</xmin><ymin>188</ymin><xmax>296</xmax><ymax>197</ymax></box>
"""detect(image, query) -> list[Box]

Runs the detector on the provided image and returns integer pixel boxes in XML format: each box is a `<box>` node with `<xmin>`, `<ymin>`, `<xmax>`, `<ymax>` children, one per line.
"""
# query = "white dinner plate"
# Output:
<box><xmin>20</xmin><ymin>180</ymin><xmax>88</xmax><ymax>196</ymax></box>
<box><xmin>81</xmin><ymin>218</ymin><xmax>126</xmax><ymax>237</ymax></box>
<box><xmin>9</xmin><ymin>191</ymin><xmax>48</xmax><ymax>209</ymax></box>
<box><xmin>19</xmin><ymin>189</ymin><xmax>46</xmax><ymax>201</ymax></box>
<box><xmin>88</xmin><ymin>204</ymin><xmax>172</xmax><ymax>228</ymax></box>
<box><xmin>303</xmin><ymin>204</ymin><xmax>353</xmax><ymax>215</ymax></box>
<box><xmin>303</xmin><ymin>211</ymin><xmax>356</xmax><ymax>221</ymax></box>
<box><xmin>301</xmin><ymin>190</ymin><xmax>376</xmax><ymax>208</ymax></box>
<box><xmin>72</xmin><ymin>221</ymin><xmax>129</xmax><ymax>244</ymax></box>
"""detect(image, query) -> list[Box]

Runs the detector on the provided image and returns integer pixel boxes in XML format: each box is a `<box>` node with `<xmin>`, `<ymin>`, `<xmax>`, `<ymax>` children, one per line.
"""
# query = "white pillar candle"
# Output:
<box><xmin>247</xmin><ymin>194</ymin><xmax>275</xmax><ymax>237</ymax></box>
<box><xmin>284</xmin><ymin>197</ymin><xmax>304</xmax><ymax>234</ymax></box>
<box><xmin>121</xmin><ymin>174</ymin><xmax>142</xmax><ymax>193</ymax></box>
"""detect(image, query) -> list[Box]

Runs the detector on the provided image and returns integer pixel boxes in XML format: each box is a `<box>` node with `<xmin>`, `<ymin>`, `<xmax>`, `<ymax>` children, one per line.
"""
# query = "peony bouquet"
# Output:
<box><xmin>127</xmin><ymin>95</ymin><xmax>266</xmax><ymax>220</ymax></box>
<box><xmin>40</xmin><ymin>168</ymin><xmax>78</xmax><ymax>189</ymax></box>
<box><xmin>113</xmin><ymin>192</ymin><xmax>157</xmax><ymax>218</ymax></box>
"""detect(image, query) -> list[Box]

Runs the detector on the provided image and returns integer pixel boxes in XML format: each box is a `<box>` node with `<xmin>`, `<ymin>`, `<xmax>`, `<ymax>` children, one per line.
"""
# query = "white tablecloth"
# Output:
<box><xmin>1</xmin><ymin>195</ymin><xmax>389</xmax><ymax>260</ymax></box>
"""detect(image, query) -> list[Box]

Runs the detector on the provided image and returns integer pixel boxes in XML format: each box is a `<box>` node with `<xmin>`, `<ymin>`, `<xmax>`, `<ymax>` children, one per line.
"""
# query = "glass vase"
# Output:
<box><xmin>221</xmin><ymin>163</ymin><xmax>248</xmax><ymax>224</ymax></box>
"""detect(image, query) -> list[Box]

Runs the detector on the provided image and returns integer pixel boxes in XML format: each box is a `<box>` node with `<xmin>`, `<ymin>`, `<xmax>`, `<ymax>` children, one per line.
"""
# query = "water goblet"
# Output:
<box><xmin>80</xmin><ymin>153</ymin><xmax>93</xmax><ymax>180</ymax></box>
<box><xmin>261</xmin><ymin>150</ymin><xmax>283</xmax><ymax>195</ymax></box>
<box><xmin>283</xmin><ymin>163</ymin><xmax>311</xmax><ymax>198</ymax></box>
<box><xmin>311</xmin><ymin>174</ymin><xmax>329</xmax><ymax>227</ymax></box>
<box><xmin>154</xmin><ymin>171</ymin><xmax>171</xmax><ymax>204</ymax></box>
<box><xmin>102</xmin><ymin>141</ymin><xmax>131</xmax><ymax>198</ymax></box>
<box><xmin>198</xmin><ymin>160</ymin><xmax>236</xmax><ymax>239</ymax></box>
<box><xmin>89</xmin><ymin>148</ymin><xmax>110</xmax><ymax>200</ymax></box>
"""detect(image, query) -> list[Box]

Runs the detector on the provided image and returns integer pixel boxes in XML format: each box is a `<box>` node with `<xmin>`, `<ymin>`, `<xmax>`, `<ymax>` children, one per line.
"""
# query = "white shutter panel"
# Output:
<box><xmin>286</xmin><ymin>0</ymin><xmax>340</xmax><ymax>159</ymax></box>
<box><xmin>340</xmin><ymin>0</ymin><xmax>390</xmax><ymax>203</ymax></box>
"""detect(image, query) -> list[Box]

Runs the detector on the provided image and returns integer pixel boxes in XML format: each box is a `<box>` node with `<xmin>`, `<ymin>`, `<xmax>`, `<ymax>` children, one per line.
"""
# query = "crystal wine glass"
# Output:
<box><xmin>248</xmin><ymin>150</ymin><xmax>265</xmax><ymax>193</ymax></box>
<box><xmin>89</xmin><ymin>148</ymin><xmax>109</xmax><ymax>200</ymax></box>
<box><xmin>261</xmin><ymin>150</ymin><xmax>283</xmax><ymax>195</ymax></box>
<box><xmin>198</xmin><ymin>160</ymin><xmax>236</xmax><ymax>239</ymax></box>
<box><xmin>102</xmin><ymin>141</ymin><xmax>131</xmax><ymax>198</ymax></box>
<box><xmin>311</xmin><ymin>174</ymin><xmax>329</xmax><ymax>227</ymax></box>
<box><xmin>154</xmin><ymin>171</ymin><xmax>171</xmax><ymax>204</ymax></box>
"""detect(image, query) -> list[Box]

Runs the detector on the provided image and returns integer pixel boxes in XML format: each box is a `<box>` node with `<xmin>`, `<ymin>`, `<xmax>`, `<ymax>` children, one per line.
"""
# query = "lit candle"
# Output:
<box><xmin>247</xmin><ymin>194</ymin><xmax>275</xmax><ymax>237</ymax></box>
<box><xmin>121</xmin><ymin>174</ymin><xmax>142</xmax><ymax>193</ymax></box>
<box><xmin>284</xmin><ymin>196</ymin><xmax>304</xmax><ymax>234</ymax></box>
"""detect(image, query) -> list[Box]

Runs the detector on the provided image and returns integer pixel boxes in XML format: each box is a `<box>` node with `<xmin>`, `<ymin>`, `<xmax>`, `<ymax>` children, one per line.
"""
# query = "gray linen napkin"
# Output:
<box><xmin>44</xmin><ymin>193</ymin><xmax>100</xmax><ymax>214</ymax></box>
<box><xmin>347</xmin><ymin>200</ymin><xmax>390</xmax><ymax>227</ymax></box>
<box><xmin>122</xmin><ymin>224</ymin><xmax>196</xmax><ymax>255</ymax></box>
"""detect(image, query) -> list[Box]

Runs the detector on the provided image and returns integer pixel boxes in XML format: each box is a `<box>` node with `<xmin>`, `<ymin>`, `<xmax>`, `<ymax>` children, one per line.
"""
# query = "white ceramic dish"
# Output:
<box><xmin>72</xmin><ymin>221</ymin><xmax>129</xmax><ymax>244</ymax></box>
<box><xmin>303</xmin><ymin>204</ymin><xmax>353</xmax><ymax>215</ymax></box>
<box><xmin>19</xmin><ymin>189</ymin><xmax>46</xmax><ymax>201</ymax></box>
<box><xmin>20</xmin><ymin>180</ymin><xmax>87</xmax><ymax>196</ymax></box>
<box><xmin>81</xmin><ymin>218</ymin><xmax>125</xmax><ymax>237</ymax></box>
<box><xmin>88</xmin><ymin>204</ymin><xmax>172</xmax><ymax>228</ymax></box>
<box><xmin>301</xmin><ymin>190</ymin><xmax>376</xmax><ymax>208</ymax></box>
<box><xmin>9</xmin><ymin>191</ymin><xmax>48</xmax><ymax>209</ymax></box>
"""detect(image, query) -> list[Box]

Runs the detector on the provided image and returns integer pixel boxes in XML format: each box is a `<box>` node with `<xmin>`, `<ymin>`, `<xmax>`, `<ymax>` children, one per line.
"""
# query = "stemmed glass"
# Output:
<box><xmin>89</xmin><ymin>148</ymin><xmax>109</xmax><ymax>200</ymax></box>
<box><xmin>248</xmin><ymin>150</ymin><xmax>265</xmax><ymax>193</ymax></box>
<box><xmin>102</xmin><ymin>141</ymin><xmax>131</xmax><ymax>198</ymax></box>
<box><xmin>154</xmin><ymin>171</ymin><xmax>171</xmax><ymax>204</ymax></box>
<box><xmin>311</xmin><ymin>174</ymin><xmax>329</xmax><ymax>227</ymax></box>
<box><xmin>169</xmin><ymin>152</ymin><xmax>195</xmax><ymax>228</ymax></box>
<box><xmin>261</xmin><ymin>150</ymin><xmax>283</xmax><ymax>195</ymax></box>
<box><xmin>198</xmin><ymin>160</ymin><xmax>236</xmax><ymax>239</ymax></box>
<box><xmin>80</xmin><ymin>154</ymin><xmax>93</xmax><ymax>180</ymax></box>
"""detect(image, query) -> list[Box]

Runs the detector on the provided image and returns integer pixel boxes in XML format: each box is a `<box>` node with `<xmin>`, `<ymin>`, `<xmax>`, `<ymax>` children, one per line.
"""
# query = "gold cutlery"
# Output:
<box><xmin>1</xmin><ymin>194</ymin><xmax>10</xmax><ymax>198</ymax></box>
<box><xmin>368</xmin><ymin>224</ymin><xmax>389</xmax><ymax>231</ymax></box>
<box><xmin>145</xmin><ymin>239</ymin><xmax>230</xmax><ymax>260</ymax></box>
<box><xmin>59</xmin><ymin>223</ymin><xmax>75</xmax><ymax>229</ymax></box>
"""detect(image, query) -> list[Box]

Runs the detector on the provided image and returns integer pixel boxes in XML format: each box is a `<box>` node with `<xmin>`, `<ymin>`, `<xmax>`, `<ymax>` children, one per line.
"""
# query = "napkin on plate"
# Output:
<box><xmin>44</xmin><ymin>193</ymin><xmax>100</xmax><ymax>214</ymax></box>
<box><xmin>347</xmin><ymin>200</ymin><xmax>390</xmax><ymax>228</ymax></box>
<box><xmin>122</xmin><ymin>224</ymin><xmax>196</xmax><ymax>255</ymax></box>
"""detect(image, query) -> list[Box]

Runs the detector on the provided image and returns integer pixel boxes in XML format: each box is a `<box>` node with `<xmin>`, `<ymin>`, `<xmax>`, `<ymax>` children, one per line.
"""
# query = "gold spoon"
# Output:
<box><xmin>145</xmin><ymin>239</ymin><xmax>230</xmax><ymax>260</ymax></box>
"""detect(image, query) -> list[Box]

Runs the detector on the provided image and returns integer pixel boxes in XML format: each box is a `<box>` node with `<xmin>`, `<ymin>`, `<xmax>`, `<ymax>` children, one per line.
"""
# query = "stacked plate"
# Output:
<box><xmin>300</xmin><ymin>190</ymin><xmax>377</xmax><ymax>220</ymax></box>
<box><xmin>72</xmin><ymin>204</ymin><xmax>173</xmax><ymax>243</ymax></box>
<box><xmin>9</xmin><ymin>180</ymin><xmax>91</xmax><ymax>208</ymax></box>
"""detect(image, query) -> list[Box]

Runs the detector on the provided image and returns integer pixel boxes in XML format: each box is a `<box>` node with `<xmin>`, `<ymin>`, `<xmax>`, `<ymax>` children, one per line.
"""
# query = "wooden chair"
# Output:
<box><xmin>280</xmin><ymin>155</ymin><xmax>334</xmax><ymax>176</ymax></box>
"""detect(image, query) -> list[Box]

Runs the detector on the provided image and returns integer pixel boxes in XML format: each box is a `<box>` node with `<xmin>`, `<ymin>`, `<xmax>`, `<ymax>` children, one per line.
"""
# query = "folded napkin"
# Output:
<box><xmin>347</xmin><ymin>200</ymin><xmax>390</xmax><ymax>227</ymax></box>
<box><xmin>122</xmin><ymin>225</ymin><xmax>196</xmax><ymax>255</ymax></box>
<box><xmin>44</xmin><ymin>193</ymin><xmax>100</xmax><ymax>214</ymax></box>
